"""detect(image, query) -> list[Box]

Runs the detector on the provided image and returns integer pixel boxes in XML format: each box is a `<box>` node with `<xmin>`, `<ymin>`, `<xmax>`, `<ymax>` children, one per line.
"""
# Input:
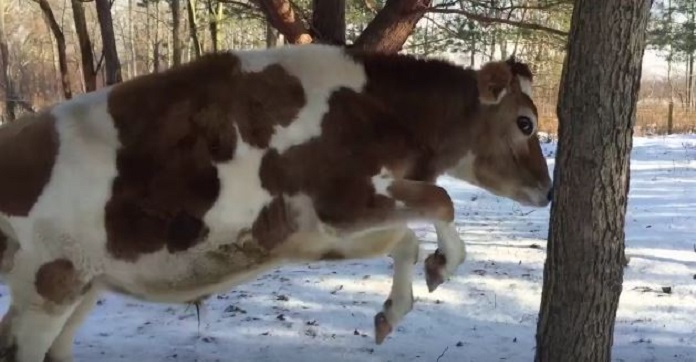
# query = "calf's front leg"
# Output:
<box><xmin>424</xmin><ymin>221</ymin><xmax>467</xmax><ymax>292</ymax></box>
<box><xmin>316</xmin><ymin>176</ymin><xmax>462</xmax><ymax>342</ymax></box>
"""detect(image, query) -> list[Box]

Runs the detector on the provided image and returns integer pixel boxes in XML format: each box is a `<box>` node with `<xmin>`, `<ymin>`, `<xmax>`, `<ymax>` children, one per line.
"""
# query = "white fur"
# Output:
<box><xmin>480</xmin><ymin>88</ymin><xmax>508</xmax><ymax>105</ymax></box>
<box><xmin>518</xmin><ymin>76</ymin><xmax>533</xmax><ymax>98</ymax></box>
<box><xmin>434</xmin><ymin>221</ymin><xmax>466</xmax><ymax>271</ymax></box>
<box><xmin>236</xmin><ymin>45</ymin><xmax>367</xmax><ymax>153</ymax></box>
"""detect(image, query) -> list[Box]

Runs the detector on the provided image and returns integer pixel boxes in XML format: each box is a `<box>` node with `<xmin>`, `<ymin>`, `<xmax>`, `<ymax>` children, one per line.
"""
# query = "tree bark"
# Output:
<box><xmin>255</xmin><ymin>0</ymin><xmax>312</xmax><ymax>44</ymax></box>
<box><xmin>187</xmin><ymin>0</ymin><xmax>202</xmax><ymax>57</ymax></box>
<box><xmin>0</xmin><ymin>0</ymin><xmax>16</xmax><ymax>122</ymax></box>
<box><xmin>534</xmin><ymin>1</ymin><xmax>653</xmax><ymax>361</ymax></box>
<box><xmin>171</xmin><ymin>0</ymin><xmax>182</xmax><ymax>66</ymax></box>
<box><xmin>351</xmin><ymin>0</ymin><xmax>432</xmax><ymax>53</ymax></box>
<box><xmin>311</xmin><ymin>0</ymin><xmax>345</xmax><ymax>45</ymax></box>
<box><xmin>34</xmin><ymin>0</ymin><xmax>72</xmax><ymax>99</ymax></box>
<box><xmin>207</xmin><ymin>0</ymin><xmax>225</xmax><ymax>51</ymax></box>
<box><xmin>95</xmin><ymin>0</ymin><xmax>122</xmax><ymax>85</ymax></box>
<box><xmin>72</xmin><ymin>0</ymin><xmax>96</xmax><ymax>92</ymax></box>
<box><xmin>128</xmin><ymin>0</ymin><xmax>138</xmax><ymax>78</ymax></box>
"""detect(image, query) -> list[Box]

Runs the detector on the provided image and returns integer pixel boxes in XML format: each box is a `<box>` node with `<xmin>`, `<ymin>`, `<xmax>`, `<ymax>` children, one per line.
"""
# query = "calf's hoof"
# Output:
<box><xmin>373</xmin><ymin>312</ymin><xmax>392</xmax><ymax>345</ymax></box>
<box><xmin>424</xmin><ymin>250</ymin><xmax>447</xmax><ymax>292</ymax></box>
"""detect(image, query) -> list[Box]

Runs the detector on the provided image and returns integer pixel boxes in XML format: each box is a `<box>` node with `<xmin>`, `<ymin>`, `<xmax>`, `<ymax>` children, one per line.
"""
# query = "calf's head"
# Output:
<box><xmin>448</xmin><ymin>57</ymin><xmax>553</xmax><ymax>207</ymax></box>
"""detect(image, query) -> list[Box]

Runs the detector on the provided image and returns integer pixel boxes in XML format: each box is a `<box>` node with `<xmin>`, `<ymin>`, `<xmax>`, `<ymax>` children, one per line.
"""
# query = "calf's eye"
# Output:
<box><xmin>516</xmin><ymin>116</ymin><xmax>534</xmax><ymax>135</ymax></box>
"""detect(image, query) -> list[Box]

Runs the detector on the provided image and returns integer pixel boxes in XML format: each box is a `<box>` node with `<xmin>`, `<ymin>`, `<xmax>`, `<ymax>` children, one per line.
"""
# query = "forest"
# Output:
<box><xmin>1</xmin><ymin>0</ymin><xmax>694</xmax><ymax>135</ymax></box>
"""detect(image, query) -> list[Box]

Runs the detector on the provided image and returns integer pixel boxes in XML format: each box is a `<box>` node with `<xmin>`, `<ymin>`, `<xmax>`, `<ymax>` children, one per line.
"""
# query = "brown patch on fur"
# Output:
<box><xmin>35</xmin><ymin>259</ymin><xmax>84</xmax><ymax>305</ymax></box>
<box><xmin>505</xmin><ymin>56</ymin><xmax>534</xmax><ymax>81</ymax></box>
<box><xmin>388</xmin><ymin>181</ymin><xmax>454</xmax><ymax>222</ymax></box>
<box><xmin>255</xmin><ymin>49</ymin><xmax>545</xmax><ymax>236</ymax></box>
<box><xmin>105</xmin><ymin>52</ymin><xmax>306</xmax><ymax>261</ymax></box>
<box><xmin>252</xmin><ymin>197</ymin><xmax>298</xmax><ymax>250</ymax></box>
<box><xmin>0</xmin><ymin>111</ymin><xmax>59</xmax><ymax>216</ymax></box>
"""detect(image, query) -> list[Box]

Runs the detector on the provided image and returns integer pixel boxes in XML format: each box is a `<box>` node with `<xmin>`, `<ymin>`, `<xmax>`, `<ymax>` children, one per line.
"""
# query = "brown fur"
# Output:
<box><xmin>249</xmin><ymin>51</ymin><xmax>489</xmax><ymax>238</ymax></box>
<box><xmin>0</xmin><ymin>111</ymin><xmax>59</xmax><ymax>216</ymax></box>
<box><xmin>34</xmin><ymin>259</ymin><xmax>84</xmax><ymax>306</ymax></box>
<box><xmin>97</xmin><ymin>47</ymin><xmax>541</xmax><ymax>264</ymax></box>
<box><xmin>104</xmin><ymin>52</ymin><xmax>306</xmax><ymax>261</ymax></box>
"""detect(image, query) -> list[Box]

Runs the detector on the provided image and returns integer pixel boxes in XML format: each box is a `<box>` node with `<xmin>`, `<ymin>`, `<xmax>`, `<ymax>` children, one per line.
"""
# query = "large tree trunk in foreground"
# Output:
<box><xmin>534</xmin><ymin>1</ymin><xmax>653</xmax><ymax>361</ymax></box>
<box><xmin>95</xmin><ymin>0</ymin><xmax>122</xmax><ymax>85</ymax></box>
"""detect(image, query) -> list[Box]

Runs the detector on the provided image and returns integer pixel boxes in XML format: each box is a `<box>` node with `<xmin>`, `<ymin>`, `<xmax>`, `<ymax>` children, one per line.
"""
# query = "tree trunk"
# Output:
<box><xmin>72</xmin><ymin>0</ymin><xmax>96</xmax><ymax>92</ymax></box>
<box><xmin>311</xmin><ymin>0</ymin><xmax>345</xmax><ymax>45</ymax></box>
<box><xmin>171</xmin><ymin>0</ymin><xmax>182</xmax><ymax>66</ymax></box>
<box><xmin>34</xmin><ymin>0</ymin><xmax>71</xmax><ymax>99</ymax></box>
<box><xmin>207</xmin><ymin>0</ymin><xmax>224</xmax><ymax>51</ymax></box>
<box><xmin>351</xmin><ymin>0</ymin><xmax>432</xmax><ymax>53</ymax></box>
<box><xmin>688</xmin><ymin>53</ymin><xmax>694</xmax><ymax>109</ymax></box>
<box><xmin>128</xmin><ymin>0</ymin><xmax>138</xmax><ymax>78</ymax></box>
<box><xmin>0</xmin><ymin>0</ymin><xmax>15</xmax><ymax>122</ymax></box>
<box><xmin>187</xmin><ymin>0</ymin><xmax>202</xmax><ymax>57</ymax></box>
<box><xmin>534</xmin><ymin>1</ymin><xmax>653</xmax><ymax>361</ymax></box>
<box><xmin>95</xmin><ymin>0</ymin><xmax>122</xmax><ymax>85</ymax></box>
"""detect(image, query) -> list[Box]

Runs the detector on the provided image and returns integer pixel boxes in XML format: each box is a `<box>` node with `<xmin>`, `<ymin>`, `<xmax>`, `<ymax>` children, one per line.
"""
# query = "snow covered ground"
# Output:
<box><xmin>1</xmin><ymin>134</ymin><xmax>695</xmax><ymax>362</ymax></box>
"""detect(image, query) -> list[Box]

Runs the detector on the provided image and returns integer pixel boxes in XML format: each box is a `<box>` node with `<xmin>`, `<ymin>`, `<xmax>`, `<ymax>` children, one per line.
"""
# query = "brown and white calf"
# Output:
<box><xmin>0</xmin><ymin>44</ymin><xmax>551</xmax><ymax>361</ymax></box>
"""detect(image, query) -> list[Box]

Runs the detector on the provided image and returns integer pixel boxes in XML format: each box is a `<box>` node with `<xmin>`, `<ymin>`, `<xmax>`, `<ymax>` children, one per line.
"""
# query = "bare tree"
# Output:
<box><xmin>207</xmin><ymin>0</ymin><xmax>225</xmax><ymax>51</ymax></box>
<box><xmin>33</xmin><ymin>0</ymin><xmax>72</xmax><ymax>99</ymax></box>
<box><xmin>95</xmin><ymin>0</ymin><xmax>122</xmax><ymax>85</ymax></box>
<box><xmin>535</xmin><ymin>0</ymin><xmax>654</xmax><ymax>361</ymax></box>
<box><xmin>0</xmin><ymin>0</ymin><xmax>15</xmax><ymax>121</ymax></box>
<box><xmin>72</xmin><ymin>0</ymin><xmax>97</xmax><ymax>92</ymax></box>
<box><xmin>187</xmin><ymin>0</ymin><xmax>202</xmax><ymax>57</ymax></box>
<box><xmin>171</xmin><ymin>0</ymin><xmax>182</xmax><ymax>66</ymax></box>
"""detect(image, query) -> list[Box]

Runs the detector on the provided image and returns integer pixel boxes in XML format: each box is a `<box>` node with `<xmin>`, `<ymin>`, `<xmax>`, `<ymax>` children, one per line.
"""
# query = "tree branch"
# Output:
<box><xmin>252</xmin><ymin>0</ymin><xmax>312</xmax><ymax>44</ymax></box>
<box><xmin>426</xmin><ymin>7</ymin><xmax>568</xmax><ymax>37</ymax></box>
<box><xmin>434</xmin><ymin>0</ymin><xmax>571</xmax><ymax>12</ymax></box>
<box><xmin>352</xmin><ymin>0</ymin><xmax>433</xmax><ymax>53</ymax></box>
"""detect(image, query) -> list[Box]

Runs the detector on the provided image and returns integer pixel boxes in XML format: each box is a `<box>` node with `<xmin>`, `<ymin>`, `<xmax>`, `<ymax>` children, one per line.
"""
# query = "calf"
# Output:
<box><xmin>0</xmin><ymin>44</ymin><xmax>551</xmax><ymax>361</ymax></box>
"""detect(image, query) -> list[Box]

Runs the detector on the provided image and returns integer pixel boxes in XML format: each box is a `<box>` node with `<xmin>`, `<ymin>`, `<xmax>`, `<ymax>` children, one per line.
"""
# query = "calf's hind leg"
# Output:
<box><xmin>373</xmin><ymin>228</ymin><xmax>419</xmax><ymax>345</ymax></box>
<box><xmin>45</xmin><ymin>287</ymin><xmax>101</xmax><ymax>362</ymax></box>
<box><xmin>0</xmin><ymin>255</ymin><xmax>89</xmax><ymax>362</ymax></box>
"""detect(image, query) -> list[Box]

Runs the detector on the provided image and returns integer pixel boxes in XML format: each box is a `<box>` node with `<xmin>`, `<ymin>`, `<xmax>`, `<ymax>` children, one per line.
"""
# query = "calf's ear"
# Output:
<box><xmin>476</xmin><ymin>61</ymin><xmax>512</xmax><ymax>105</ymax></box>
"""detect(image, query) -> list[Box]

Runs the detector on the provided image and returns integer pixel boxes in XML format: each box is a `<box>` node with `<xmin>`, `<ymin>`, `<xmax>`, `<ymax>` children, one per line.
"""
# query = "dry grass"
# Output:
<box><xmin>536</xmin><ymin>102</ymin><xmax>696</xmax><ymax>136</ymax></box>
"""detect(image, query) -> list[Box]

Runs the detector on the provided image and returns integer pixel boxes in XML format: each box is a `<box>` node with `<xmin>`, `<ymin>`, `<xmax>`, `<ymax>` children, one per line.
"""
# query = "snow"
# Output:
<box><xmin>1</xmin><ymin>135</ymin><xmax>696</xmax><ymax>361</ymax></box>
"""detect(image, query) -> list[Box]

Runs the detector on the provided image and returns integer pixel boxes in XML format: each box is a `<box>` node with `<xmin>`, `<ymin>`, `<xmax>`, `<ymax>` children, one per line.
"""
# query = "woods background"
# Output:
<box><xmin>0</xmin><ymin>0</ymin><xmax>694</xmax><ymax>135</ymax></box>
